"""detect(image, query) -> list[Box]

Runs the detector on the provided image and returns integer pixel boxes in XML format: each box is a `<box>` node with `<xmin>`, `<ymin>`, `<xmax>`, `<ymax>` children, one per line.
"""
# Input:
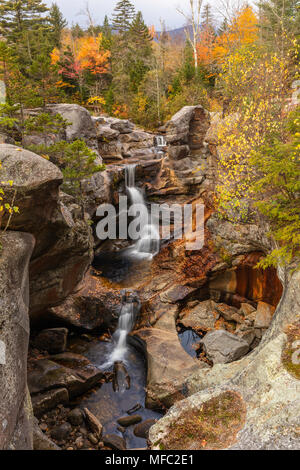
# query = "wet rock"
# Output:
<box><xmin>28</xmin><ymin>356</ymin><xmax>103</xmax><ymax>399</ymax></box>
<box><xmin>32</xmin><ymin>388</ymin><xmax>69</xmax><ymax>418</ymax></box>
<box><xmin>103</xmin><ymin>434</ymin><xmax>126</xmax><ymax>451</ymax></box>
<box><xmin>135</xmin><ymin>328</ymin><xmax>206</xmax><ymax>409</ymax></box>
<box><xmin>200</xmin><ymin>330</ymin><xmax>249</xmax><ymax>364</ymax></box>
<box><xmin>33</xmin><ymin>421</ymin><xmax>61</xmax><ymax>450</ymax></box>
<box><xmin>181</xmin><ymin>300</ymin><xmax>218</xmax><ymax>331</ymax></box>
<box><xmin>83</xmin><ymin>408</ymin><xmax>103</xmax><ymax>438</ymax></box>
<box><xmin>88</xmin><ymin>433</ymin><xmax>98</xmax><ymax>445</ymax></box>
<box><xmin>33</xmin><ymin>328</ymin><xmax>68</xmax><ymax>354</ymax></box>
<box><xmin>134</xmin><ymin>419</ymin><xmax>157</xmax><ymax>439</ymax></box>
<box><xmin>117</xmin><ymin>415</ymin><xmax>142</xmax><ymax>427</ymax></box>
<box><xmin>67</xmin><ymin>408</ymin><xmax>84</xmax><ymax>426</ymax></box>
<box><xmin>254</xmin><ymin>302</ymin><xmax>275</xmax><ymax>329</ymax></box>
<box><xmin>48</xmin><ymin>271</ymin><xmax>119</xmax><ymax>332</ymax></box>
<box><xmin>50</xmin><ymin>422</ymin><xmax>72</xmax><ymax>442</ymax></box>
<box><xmin>75</xmin><ymin>436</ymin><xmax>84</xmax><ymax>449</ymax></box>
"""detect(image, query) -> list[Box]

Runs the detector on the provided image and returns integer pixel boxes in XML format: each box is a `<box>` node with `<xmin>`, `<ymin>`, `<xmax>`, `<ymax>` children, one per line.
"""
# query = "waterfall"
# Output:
<box><xmin>106</xmin><ymin>290</ymin><xmax>140</xmax><ymax>367</ymax></box>
<box><xmin>154</xmin><ymin>135</ymin><xmax>166</xmax><ymax>148</ymax></box>
<box><xmin>125</xmin><ymin>164</ymin><xmax>160</xmax><ymax>261</ymax></box>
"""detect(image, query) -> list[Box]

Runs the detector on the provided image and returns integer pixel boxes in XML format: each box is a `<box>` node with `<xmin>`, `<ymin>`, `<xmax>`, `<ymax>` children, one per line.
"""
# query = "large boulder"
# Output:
<box><xmin>47</xmin><ymin>271</ymin><xmax>120</xmax><ymax>332</ymax></box>
<box><xmin>0</xmin><ymin>231</ymin><xmax>35</xmax><ymax>450</ymax></box>
<box><xmin>200</xmin><ymin>329</ymin><xmax>250</xmax><ymax>364</ymax></box>
<box><xmin>44</xmin><ymin>104</ymin><xmax>98</xmax><ymax>151</ymax></box>
<box><xmin>0</xmin><ymin>144</ymin><xmax>93</xmax><ymax>318</ymax></box>
<box><xmin>134</xmin><ymin>328</ymin><xmax>207</xmax><ymax>409</ymax></box>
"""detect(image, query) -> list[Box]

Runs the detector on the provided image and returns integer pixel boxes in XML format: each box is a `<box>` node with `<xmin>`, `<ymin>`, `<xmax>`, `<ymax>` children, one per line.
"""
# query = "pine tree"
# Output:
<box><xmin>201</xmin><ymin>3</ymin><xmax>215</xmax><ymax>31</ymax></box>
<box><xmin>49</xmin><ymin>2</ymin><xmax>67</xmax><ymax>48</ymax></box>
<box><xmin>112</xmin><ymin>0</ymin><xmax>135</xmax><ymax>34</ymax></box>
<box><xmin>258</xmin><ymin>0</ymin><xmax>300</xmax><ymax>54</ymax></box>
<box><xmin>0</xmin><ymin>0</ymin><xmax>50</xmax><ymax>64</ymax></box>
<box><xmin>128</xmin><ymin>11</ymin><xmax>153</xmax><ymax>92</ymax></box>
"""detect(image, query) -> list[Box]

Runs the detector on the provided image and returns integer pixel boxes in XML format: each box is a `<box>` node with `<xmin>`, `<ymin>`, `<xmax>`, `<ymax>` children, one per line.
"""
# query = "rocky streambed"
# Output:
<box><xmin>0</xmin><ymin>103</ymin><xmax>299</xmax><ymax>450</ymax></box>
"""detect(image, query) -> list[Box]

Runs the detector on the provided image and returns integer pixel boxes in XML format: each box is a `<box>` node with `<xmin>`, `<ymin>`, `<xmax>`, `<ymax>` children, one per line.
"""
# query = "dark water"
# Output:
<box><xmin>93</xmin><ymin>251</ymin><xmax>152</xmax><ymax>286</ymax></box>
<box><xmin>75</xmin><ymin>340</ymin><xmax>162</xmax><ymax>449</ymax></box>
<box><xmin>179</xmin><ymin>329</ymin><xmax>202</xmax><ymax>358</ymax></box>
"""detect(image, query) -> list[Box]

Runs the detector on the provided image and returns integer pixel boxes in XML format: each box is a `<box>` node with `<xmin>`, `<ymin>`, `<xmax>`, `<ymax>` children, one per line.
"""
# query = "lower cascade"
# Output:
<box><xmin>105</xmin><ymin>290</ymin><xmax>141</xmax><ymax>368</ymax></box>
<box><xmin>125</xmin><ymin>164</ymin><xmax>160</xmax><ymax>261</ymax></box>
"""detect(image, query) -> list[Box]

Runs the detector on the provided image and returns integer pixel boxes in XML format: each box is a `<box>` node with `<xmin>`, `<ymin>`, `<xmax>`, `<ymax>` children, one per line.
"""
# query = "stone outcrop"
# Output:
<box><xmin>0</xmin><ymin>231</ymin><xmax>35</xmax><ymax>450</ymax></box>
<box><xmin>149</xmin><ymin>267</ymin><xmax>300</xmax><ymax>450</ymax></box>
<box><xmin>0</xmin><ymin>144</ymin><xmax>93</xmax><ymax>320</ymax></box>
<box><xmin>24</xmin><ymin>104</ymin><xmax>99</xmax><ymax>152</ymax></box>
<box><xmin>200</xmin><ymin>329</ymin><xmax>250</xmax><ymax>364</ymax></box>
<box><xmin>93</xmin><ymin>115</ymin><xmax>157</xmax><ymax>163</ymax></box>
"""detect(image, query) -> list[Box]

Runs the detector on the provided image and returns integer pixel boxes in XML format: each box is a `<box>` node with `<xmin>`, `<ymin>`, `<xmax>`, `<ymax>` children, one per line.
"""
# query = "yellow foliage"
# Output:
<box><xmin>213</xmin><ymin>6</ymin><xmax>258</xmax><ymax>62</ymax></box>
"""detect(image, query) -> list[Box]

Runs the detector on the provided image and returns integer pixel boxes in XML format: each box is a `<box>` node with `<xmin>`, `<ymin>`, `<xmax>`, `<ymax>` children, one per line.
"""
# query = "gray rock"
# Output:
<box><xmin>33</xmin><ymin>328</ymin><xmax>68</xmax><ymax>354</ymax></box>
<box><xmin>50</xmin><ymin>422</ymin><xmax>72</xmax><ymax>442</ymax></box>
<box><xmin>201</xmin><ymin>329</ymin><xmax>250</xmax><ymax>364</ymax></box>
<box><xmin>134</xmin><ymin>419</ymin><xmax>157</xmax><ymax>439</ymax></box>
<box><xmin>103</xmin><ymin>434</ymin><xmax>126</xmax><ymax>450</ymax></box>
<box><xmin>83</xmin><ymin>408</ymin><xmax>103</xmax><ymax>438</ymax></box>
<box><xmin>181</xmin><ymin>300</ymin><xmax>218</xmax><ymax>331</ymax></box>
<box><xmin>45</xmin><ymin>104</ymin><xmax>98</xmax><ymax>150</ymax></box>
<box><xmin>67</xmin><ymin>408</ymin><xmax>84</xmax><ymax>426</ymax></box>
<box><xmin>117</xmin><ymin>415</ymin><xmax>142</xmax><ymax>427</ymax></box>
<box><xmin>254</xmin><ymin>302</ymin><xmax>275</xmax><ymax>329</ymax></box>
<box><xmin>32</xmin><ymin>388</ymin><xmax>69</xmax><ymax>418</ymax></box>
<box><xmin>110</xmin><ymin>119</ymin><xmax>134</xmax><ymax>134</ymax></box>
<box><xmin>33</xmin><ymin>421</ymin><xmax>61</xmax><ymax>450</ymax></box>
<box><xmin>0</xmin><ymin>232</ymin><xmax>35</xmax><ymax>450</ymax></box>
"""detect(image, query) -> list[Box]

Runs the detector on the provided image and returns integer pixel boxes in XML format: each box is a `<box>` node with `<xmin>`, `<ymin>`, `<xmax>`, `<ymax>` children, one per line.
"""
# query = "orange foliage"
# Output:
<box><xmin>197</xmin><ymin>27</ymin><xmax>215</xmax><ymax>66</ymax></box>
<box><xmin>77</xmin><ymin>33</ymin><xmax>110</xmax><ymax>75</ymax></box>
<box><xmin>213</xmin><ymin>6</ymin><xmax>258</xmax><ymax>62</ymax></box>
<box><xmin>51</xmin><ymin>32</ymin><xmax>110</xmax><ymax>76</ymax></box>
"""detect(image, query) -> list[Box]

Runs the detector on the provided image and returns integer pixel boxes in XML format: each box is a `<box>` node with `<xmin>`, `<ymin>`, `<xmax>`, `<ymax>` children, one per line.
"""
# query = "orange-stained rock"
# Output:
<box><xmin>236</xmin><ymin>253</ymin><xmax>283</xmax><ymax>307</ymax></box>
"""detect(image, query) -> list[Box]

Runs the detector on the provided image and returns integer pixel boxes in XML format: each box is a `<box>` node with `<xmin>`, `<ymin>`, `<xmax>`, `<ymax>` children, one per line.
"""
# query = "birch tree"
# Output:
<box><xmin>177</xmin><ymin>0</ymin><xmax>204</xmax><ymax>70</ymax></box>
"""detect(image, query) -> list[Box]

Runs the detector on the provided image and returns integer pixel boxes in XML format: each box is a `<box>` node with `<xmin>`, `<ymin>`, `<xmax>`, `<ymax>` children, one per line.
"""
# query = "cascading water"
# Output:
<box><xmin>154</xmin><ymin>135</ymin><xmax>166</xmax><ymax>148</ymax></box>
<box><xmin>125</xmin><ymin>164</ymin><xmax>160</xmax><ymax>261</ymax></box>
<box><xmin>104</xmin><ymin>290</ymin><xmax>140</xmax><ymax>368</ymax></box>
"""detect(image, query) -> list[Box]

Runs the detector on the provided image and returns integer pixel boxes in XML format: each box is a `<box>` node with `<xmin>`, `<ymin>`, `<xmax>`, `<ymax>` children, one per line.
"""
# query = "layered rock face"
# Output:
<box><xmin>0</xmin><ymin>232</ymin><xmax>35</xmax><ymax>449</ymax></box>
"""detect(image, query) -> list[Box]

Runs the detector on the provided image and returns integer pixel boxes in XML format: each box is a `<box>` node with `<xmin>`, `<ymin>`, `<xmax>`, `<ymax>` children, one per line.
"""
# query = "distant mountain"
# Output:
<box><xmin>156</xmin><ymin>25</ymin><xmax>193</xmax><ymax>42</ymax></box>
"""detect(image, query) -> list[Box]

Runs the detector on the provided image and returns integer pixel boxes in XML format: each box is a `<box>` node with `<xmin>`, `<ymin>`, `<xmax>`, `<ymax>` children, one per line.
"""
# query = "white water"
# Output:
<box><xmin>154</xmin><ymin>135</ymin><xmax>166</xmax><ymax>147</ymax></box>
<box><xmin>125</xmin><ymin>164</ymin><xmax>160</xmax><ymax>261</ymax></box>
<box><xmin>101</xmin><ymin>292</ymin><xmax>139</xmax><ymax>368</ymax></box>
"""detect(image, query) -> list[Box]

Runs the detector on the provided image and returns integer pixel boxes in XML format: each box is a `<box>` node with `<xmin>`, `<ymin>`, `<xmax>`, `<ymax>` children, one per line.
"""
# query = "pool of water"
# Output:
<box><xmin>72</xmin><ymin>339</ymin><xmax>162</xmax><ymax>449</ymax></box>
<box><xmin>179</xmin><ymin>329</ymin><xmax>203</xmax><ymax>358</ymax></box>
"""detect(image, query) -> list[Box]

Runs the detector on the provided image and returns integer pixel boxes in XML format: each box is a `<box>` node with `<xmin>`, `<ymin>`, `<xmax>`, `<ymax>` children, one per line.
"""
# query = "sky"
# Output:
<box><xmin>44</xmin><ymin>0</ymin><xmax>215</xmax><ymax>30</ymax></box>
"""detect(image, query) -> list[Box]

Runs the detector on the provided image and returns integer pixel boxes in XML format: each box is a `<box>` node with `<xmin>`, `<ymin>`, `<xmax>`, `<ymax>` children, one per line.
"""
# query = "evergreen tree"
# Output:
<box><xmin>49</xmin><ymin>2</ymin><xmax>67</xmax><ymax>48</ymax></box>
<box><xmin>201</xmin><ymin>3</ymin><xmax>215</xmax><ymax>31</ymax></box>
<box><xmin>0</xmin><ymin>0</ymin><xmax>50</xmax><ymax>64</ymax></box>
<box><xmin>258</xmin><ymin>0</ymin><xmax>300</xmax><ymax>54</ymax></box>
<box><xmin>112</xmin><ymin>0</ymin><xmax>135</xmax><ymax>34</ymax></box>
<box><xmin>128</xmin><ymin>11</ymin><xmax>153</xmax><ymax>92</ymax></box>
<box><xmin>102</xmin><ymin>15</ymin><xmax>112</xmax><ymax>50</ymax></box>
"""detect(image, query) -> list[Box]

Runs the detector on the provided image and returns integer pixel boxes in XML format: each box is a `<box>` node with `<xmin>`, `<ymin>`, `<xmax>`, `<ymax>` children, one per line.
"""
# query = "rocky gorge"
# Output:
<box><xmin>0</xmin><ymin>103</ymin><xmax>299</xmax><ymax>451</ymax></box>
